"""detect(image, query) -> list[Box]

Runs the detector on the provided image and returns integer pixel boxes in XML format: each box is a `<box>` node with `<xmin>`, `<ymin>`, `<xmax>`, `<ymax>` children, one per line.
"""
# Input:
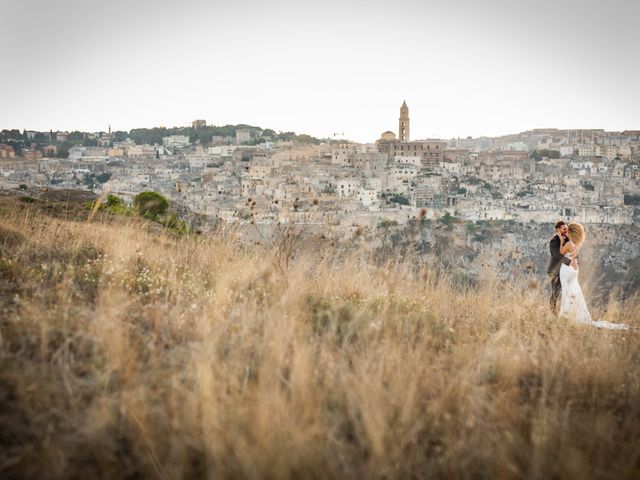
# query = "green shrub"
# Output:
<box><xmin>107</xmin><ymin>194</ymin><xmax>123</xmax><ymax>207</ymax></box>
<box><xmin>439</xmin><ymin>212</ymin><xmax>459</xmax><ymax>229</ymax></box>
<box><xmin>377</xmin><ymin>219</ymin><xmax>399</xmax><ymax>229</ymax></box>
<box><xmin>133</xmin><ymin>191</ymin><xmax>168</xmax><ymax>219</ymax></box>
<box><xmin>164</xmin><ymin>213</ymin><xmax>189</xmax><ymax>234</ymax></box>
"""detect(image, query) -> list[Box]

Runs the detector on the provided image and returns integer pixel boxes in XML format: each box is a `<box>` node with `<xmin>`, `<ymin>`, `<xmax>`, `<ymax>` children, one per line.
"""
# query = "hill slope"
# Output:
<box><xmin>0</xmin><ymin>192</ymin><xmax>639</xmax><ymax>479</ymax></box>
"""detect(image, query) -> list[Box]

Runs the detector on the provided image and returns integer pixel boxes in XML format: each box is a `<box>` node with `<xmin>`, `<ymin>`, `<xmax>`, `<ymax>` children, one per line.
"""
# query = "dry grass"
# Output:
<box><xmin>1</xmin><ymin>199</ymin><xmax>639</xmax><ymax>479</ymax></box>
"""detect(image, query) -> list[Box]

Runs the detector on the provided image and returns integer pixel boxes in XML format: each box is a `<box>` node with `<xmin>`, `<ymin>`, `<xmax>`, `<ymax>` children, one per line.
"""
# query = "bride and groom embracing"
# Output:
<box><xmin>548</xmin><ymin>221</ymin><xmax>628</xmax><ymax>330</ymax></box>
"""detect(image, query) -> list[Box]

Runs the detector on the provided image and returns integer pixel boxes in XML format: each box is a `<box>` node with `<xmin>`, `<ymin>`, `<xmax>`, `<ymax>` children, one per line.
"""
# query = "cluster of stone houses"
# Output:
<box><xmin>2</xmin><ymin>111</ymin><xmax>639</xmax><ymax>229</ymax></box>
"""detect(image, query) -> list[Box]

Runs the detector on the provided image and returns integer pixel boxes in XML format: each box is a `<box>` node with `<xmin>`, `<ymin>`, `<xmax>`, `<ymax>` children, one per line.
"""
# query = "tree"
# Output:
<box><xmin>0</xmin><ymin>129</ymin><xmax>24</xmax><ymax>142</ymax></box>
<box><xmin>83</xmin><ymin>174</ymin><xmax>97</xmax><ymax>189</ymax></box>
<box><xmin>389</xmin><ymin>194</ymin><xmax>410</xmax><ymax>205</ymax></box>
<box><xmin>134</xmin><ymin>191</ymin><xmax>169</xmax><ymax>218</ymax></box>
<box><xmin>96</xmin><ymin>172</ymin><xmax>112</xmax><ymax>183</ymax></box>
<box><xmin>68</xmin><ymin>131</ymin><xmax>86</xmax><ymax>142</ymax></box>
<box><xmin>55</xmin><ymin>144</ymin><xmax>70</xmax><ymax>158</ymax></box>
<box><xmin>196</xmin><ymin>131</ymin><xmax>211</xmax><ymax>145</ymax></box>
<box><xmin>295</xmin><ymin>134</ymin><xmax>321</xmax><ymax>145</ymax></box>
<box><xmin>113</xmin><ymin>131</ymin><xmax>128</xmax><ymax>142</ymax></box>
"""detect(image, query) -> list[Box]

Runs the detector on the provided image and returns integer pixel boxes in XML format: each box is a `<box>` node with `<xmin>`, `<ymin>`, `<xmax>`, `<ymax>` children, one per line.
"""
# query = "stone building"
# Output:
<box><xmin>376</xmin><ymin>137</ymin><xmax>446</xmax><ymax>171</ymax></box>
<box><xmin>0</xmin><ymin>144</ymin><xmax>16</xmax><ymax>158</ymax></box>
<box><xmin>376</xmin><ymin>101</ymin><xmax>446</xmax><ymax>171</ymax></box>
<box><xmin>236</xmin><ymin>128</ymin><xmax>251</xmax><ymax>144</ymax></box>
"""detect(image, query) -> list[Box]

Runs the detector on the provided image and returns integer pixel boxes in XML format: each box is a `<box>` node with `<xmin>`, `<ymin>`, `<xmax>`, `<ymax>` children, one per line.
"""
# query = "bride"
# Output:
<box><xmin>559</xmin><ymin>222</ymin><xmax>628</xmax><ymax>330</ymax></box>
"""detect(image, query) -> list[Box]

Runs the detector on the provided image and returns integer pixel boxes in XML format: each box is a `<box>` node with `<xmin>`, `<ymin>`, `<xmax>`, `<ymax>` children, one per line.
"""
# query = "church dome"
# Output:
<box><xmin>381</xmin><ymin>131</ymin><xmax>396</xmax><ymax>141</ymax></box>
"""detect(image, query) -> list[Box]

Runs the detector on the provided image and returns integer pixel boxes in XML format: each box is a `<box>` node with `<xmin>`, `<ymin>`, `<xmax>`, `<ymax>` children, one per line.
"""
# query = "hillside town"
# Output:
<box><xmin>2</xmin><ymin>103</ymin><xmax>639</xmax><ymax>236</ymax></box>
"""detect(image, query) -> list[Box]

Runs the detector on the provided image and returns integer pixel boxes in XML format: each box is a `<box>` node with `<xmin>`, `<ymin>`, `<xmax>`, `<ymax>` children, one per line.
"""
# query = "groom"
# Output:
<box><xmin>547</xmin><ymin>221</ymin><xmax>576</xmax><ymax>315</ymax></box>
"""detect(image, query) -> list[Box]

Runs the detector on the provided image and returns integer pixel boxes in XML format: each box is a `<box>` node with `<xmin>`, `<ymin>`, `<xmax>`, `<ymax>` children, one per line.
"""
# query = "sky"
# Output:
<box><xmin>2</xmin><ymin>0</ymin><xmax>639</xmax><ymax>143</ymax></box>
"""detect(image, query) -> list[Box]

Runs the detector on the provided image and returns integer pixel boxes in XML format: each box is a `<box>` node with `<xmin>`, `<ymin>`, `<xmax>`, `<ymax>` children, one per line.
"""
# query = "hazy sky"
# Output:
<box><xmin>2</xmin><ymin>0</ymin><xmax>639</xmax><ymax>142</ymax></box>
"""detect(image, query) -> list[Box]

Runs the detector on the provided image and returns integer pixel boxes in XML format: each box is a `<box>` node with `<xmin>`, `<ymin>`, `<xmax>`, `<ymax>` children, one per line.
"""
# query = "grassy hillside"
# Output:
<box><xmin>0</xmin><ymin>192</ymin><xmax>639</xmax><ymax>479</ymax></box>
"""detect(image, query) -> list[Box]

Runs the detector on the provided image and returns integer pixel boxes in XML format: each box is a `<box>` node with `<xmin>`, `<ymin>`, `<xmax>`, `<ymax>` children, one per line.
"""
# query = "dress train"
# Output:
<box><xmin>559</xmin><ymin>262</ymin><xmax>628</xmax><ymax>331</ymax></box>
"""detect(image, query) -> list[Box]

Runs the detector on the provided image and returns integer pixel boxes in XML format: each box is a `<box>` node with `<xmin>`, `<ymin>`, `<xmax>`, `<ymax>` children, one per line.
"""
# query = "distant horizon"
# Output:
<box><xmin>3</xmin><ymin>121</ymin><xmax>639</xmax><ymax>144</ymax></box>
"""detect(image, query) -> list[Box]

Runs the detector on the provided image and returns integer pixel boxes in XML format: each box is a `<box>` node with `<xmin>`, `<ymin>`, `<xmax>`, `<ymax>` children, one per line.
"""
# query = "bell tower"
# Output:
<box><xmin>399</xmin><ymin>100</ymin><xmax>409</xmax><ymax>142</ymax></box>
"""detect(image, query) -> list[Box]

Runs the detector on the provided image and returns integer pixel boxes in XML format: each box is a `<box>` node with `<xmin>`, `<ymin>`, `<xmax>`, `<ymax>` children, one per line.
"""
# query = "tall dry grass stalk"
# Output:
<box><xmin>0</xmin><ymin>202</ymin><xmax>639</xmax><ymax>479</ymax></box>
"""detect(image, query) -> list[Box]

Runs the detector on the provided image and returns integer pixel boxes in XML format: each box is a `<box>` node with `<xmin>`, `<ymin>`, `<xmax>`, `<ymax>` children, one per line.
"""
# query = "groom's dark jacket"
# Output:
<box><xmin>547</xmin><ymin>234</ymin><xmax>572</xmax><ymax>277</ymax></box>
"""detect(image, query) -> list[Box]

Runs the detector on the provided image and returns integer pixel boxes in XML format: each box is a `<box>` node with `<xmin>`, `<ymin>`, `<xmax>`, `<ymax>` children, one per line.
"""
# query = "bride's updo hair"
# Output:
<box><xmin>567</xmin><ymin>222</ymin><xmax>586</xmax><ymax>247</ymax></box>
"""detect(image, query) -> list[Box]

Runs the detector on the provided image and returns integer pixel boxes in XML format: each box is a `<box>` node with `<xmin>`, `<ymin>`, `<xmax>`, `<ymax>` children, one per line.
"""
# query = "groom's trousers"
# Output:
<box><xmin>549</xmin><ymin>273</ymin><xmax>562</xmax><ymax>314</ymax></box>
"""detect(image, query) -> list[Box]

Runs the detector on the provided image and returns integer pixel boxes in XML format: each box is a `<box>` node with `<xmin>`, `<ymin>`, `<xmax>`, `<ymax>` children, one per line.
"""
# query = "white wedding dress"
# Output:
<box><xmin>559</xmin><ymin>250</ymin><xmax>628</xmax><ymax>330</ymax></box>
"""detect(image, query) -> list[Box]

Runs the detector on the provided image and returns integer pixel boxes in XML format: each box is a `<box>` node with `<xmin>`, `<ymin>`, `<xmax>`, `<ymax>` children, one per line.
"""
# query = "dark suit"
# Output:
<box><xmin>547</xmin><ymin>234</ymin><xmax>572</xmax><ymax>314</ymax></box>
